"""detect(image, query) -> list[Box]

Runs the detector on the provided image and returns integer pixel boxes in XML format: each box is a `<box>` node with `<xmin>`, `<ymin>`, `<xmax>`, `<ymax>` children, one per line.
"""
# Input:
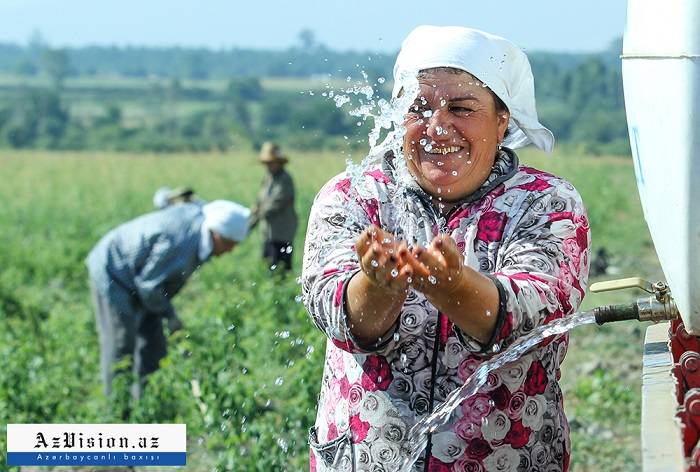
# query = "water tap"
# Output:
<box><xmin>588</xmin><ymin>277</ymin><xmax>680</xmax><ymax>325</ymax></box>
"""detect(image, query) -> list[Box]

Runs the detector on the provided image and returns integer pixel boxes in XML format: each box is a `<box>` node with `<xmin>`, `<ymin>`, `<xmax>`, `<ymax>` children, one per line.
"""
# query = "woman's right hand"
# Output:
<box><xmin>355</xmin><ymin>225</ymin><xmax>415</xmax><ymax>295</ymax></box>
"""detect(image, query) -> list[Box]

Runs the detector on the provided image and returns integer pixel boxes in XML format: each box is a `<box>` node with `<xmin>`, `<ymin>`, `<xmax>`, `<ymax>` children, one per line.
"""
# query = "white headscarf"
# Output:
<box><xmin>153</xmin><ymin>186</ymin><xmax>172</xmax><ymax>209</ymax></box>
<box><xmin>202</xmin><ymin>200</ymin><xmax>250</xmax><ymax>243</ymax></box>
<box><xmin>392</xmin><ymin>25</ymin><xmax>554</xmax><ymax>152</ymax></box>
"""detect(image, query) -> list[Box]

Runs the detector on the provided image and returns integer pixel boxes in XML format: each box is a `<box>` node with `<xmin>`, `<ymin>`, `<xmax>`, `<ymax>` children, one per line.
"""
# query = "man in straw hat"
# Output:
<box><xmin>86</xmin><ymin>200</ymin><xmax>249</xmax><ymax>414</ymax></box>
<box><xmin>249</xmin><ymin>141</ymin><xmax>298</xmax><ymax>272</ymax></box>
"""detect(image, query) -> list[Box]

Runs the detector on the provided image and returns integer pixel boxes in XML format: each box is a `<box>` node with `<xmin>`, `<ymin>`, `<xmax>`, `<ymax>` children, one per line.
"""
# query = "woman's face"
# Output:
<box><xmin>402</xmin><ymin>69</ymin><xmax>510</xmax><ymax>201</ymax></box>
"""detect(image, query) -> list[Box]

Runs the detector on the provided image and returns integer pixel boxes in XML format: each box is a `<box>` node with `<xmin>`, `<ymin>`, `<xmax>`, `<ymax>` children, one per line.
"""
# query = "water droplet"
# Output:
<box><xmin>378</xmin><ymin>77</ymin><xmax>385</xmax><ymax>84</ymax></box>
<box><xmin>440</xmin><ymin>99</ymin><xmax>446</xmax><ymax>106</ymax></box>
<box><xmin>371</xmin><ymin>259</ymin><xmax>379</xmax><ymax>268</ymax></box>
<box><xmin>275</xmin><ymin>377</ymin><xmax>284</xmax><ymax>386</ymax></box>
<box><xmin>227</xmin><ymin>324</ymin><xmax>236</xmax><ymax>331</ymax></box>
<box><xmin>277</xmin><ymin>437</ymin><xmax>289</xmax><ymax>453</ymax></box>
<box><xmin>451</xmin><ymin>171</ymin><xmax>458</xmax><ymax>176</ymax></box>
<box><xmin>485</xmin><ymin>310</ymin><xmax>492</xmax><ymax>317</ymax></box>
<box><xmin>393</xmin><ymin>332</ymin><xmax>401</xmax><ymax>342</ymax></box>
<box><xmin>428</xmin><ymin>275</ymin><xmax>437</xmax><ymax>285</ymax></box>
<box><xmin>422</xmin><ymin>110</ymin><xmax>433</xmax><ymax>118</ymax></box>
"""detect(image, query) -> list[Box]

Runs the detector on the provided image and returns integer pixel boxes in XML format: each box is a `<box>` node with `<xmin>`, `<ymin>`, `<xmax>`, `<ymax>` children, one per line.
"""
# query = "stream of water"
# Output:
<box><xmin>399</xmin><ymin>310</ymin><xmax>597</xmax><ymax>470</ymax></box>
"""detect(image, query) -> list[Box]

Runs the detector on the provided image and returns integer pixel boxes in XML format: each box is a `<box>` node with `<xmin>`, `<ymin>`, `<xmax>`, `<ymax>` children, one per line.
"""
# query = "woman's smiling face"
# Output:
<box><xmin>402</xmin><ymin>68</ymin><xmax>510</xmax><ymax>201</ymax></box>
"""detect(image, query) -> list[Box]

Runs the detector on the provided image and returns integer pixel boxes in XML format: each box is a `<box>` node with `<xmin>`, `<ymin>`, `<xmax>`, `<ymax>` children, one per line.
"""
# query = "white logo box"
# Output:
<box><xmin>7</xmin><ymin>424</ymin><xmax>186</xmax><ymax>452</ymax></box>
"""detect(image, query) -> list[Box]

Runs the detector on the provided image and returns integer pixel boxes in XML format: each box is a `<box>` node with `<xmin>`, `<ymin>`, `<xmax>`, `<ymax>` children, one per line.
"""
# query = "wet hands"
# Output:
<box><xmin>409</xmin><ymin>234</ymin><xmax>466</xmax><ymax>300</ymax></box>
<box><xmin>356</xmin><ymin>227</ymin><xmax>465</xmax><ymax>299</ymax></box>
<box><xmin>356</xmin><ymin>225</ymin><xmax>413</xmax><ymax>295</ymax></box>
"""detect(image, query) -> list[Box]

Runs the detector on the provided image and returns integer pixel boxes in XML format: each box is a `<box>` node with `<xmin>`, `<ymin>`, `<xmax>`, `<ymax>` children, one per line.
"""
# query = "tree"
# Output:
<box><xmin>27</xmin><ymin>30</ymin><xmax>48</xmax><ymax>60</ymax></box>
<box><xmin>297</xmin><ymin>29</ymin><xmax>317</xmax><ymax>51</ymax></box>
<box><xmin>3</xmin><ymin>90</ymin><xmax>69</xmax><ymax>148</ymax></box>
<box><xmin>42</xmin><ymin>49</ymin><xmax>69</xmax><ymax>90</ymax></box>
<box><xmin>226</xmin><ymin>77</ymin><xmax>263</xmax><ymax>101</ymax></box>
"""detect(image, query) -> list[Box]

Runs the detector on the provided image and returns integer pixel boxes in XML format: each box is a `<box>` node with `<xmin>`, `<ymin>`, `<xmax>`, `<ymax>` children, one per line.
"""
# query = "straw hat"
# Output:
<box><xmin>259</xmin><ymin>141</ymin><xmax>288</xmax><ymax>164</ymax></box>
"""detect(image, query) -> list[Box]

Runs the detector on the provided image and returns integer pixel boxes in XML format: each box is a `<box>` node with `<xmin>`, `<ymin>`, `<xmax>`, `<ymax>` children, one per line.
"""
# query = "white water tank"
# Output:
<box><xmin>622</xmin><ymin>0</ymin><xmax>700</xmax><ymax>333</ymax></box>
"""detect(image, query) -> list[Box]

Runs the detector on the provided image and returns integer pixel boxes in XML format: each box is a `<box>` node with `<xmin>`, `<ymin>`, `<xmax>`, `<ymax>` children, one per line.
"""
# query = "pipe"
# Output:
<box><xmin>594</xmin><ymin>296</ymin><xmax>680</xmax><ymax>325</ymax></box>
<box><xmin>594</xmin><ymin>303</ymin><xmax>639</xmax><ymax>325</ymax></box>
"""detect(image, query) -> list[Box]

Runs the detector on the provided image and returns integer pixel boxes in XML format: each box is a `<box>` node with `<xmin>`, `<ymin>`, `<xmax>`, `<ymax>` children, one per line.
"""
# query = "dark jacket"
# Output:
<box><xmin>250</xmin><ymin>168</ymin><xmax>298</xmax><ymax>242</ymax></box>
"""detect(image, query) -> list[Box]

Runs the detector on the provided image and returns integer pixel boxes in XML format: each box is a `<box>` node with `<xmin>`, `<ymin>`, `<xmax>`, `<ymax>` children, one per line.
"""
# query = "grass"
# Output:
<box><xmin>0</xmin><ymin>147</ymin><xmax>661</xmax><ymax>471</ymax></box>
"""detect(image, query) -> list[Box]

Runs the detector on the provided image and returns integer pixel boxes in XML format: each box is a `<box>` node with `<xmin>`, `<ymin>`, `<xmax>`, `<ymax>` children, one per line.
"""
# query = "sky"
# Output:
<box><xmin>1</xmin><ymin>0</ymin><xmax>628</xmax><ymax>53</ymax></box>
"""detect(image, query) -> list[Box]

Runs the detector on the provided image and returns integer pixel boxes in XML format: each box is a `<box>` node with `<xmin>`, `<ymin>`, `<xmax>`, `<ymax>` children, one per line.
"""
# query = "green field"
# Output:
<box><xmin>0</xmin><ymin>148</ymin><xmax>661</xmax><ymax>471</ymax></box>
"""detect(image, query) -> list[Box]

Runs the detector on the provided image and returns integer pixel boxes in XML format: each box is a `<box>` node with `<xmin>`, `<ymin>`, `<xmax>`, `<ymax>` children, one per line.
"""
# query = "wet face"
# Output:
<box><xmin>402</xmin><ymin>69</ymin><xmax>510</xmax><ymax>201</ymax></box>
<box><xmin>211</xmin><ymin>231</ymin><xmax>237</xmax><ymax>257</ymax></box>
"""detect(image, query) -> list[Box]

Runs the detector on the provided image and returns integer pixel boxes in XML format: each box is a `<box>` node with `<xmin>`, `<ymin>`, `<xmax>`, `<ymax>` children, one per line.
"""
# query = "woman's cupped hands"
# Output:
<box><xmin>355</xmin><ymin>225</ymin><xmax>465</xmax><ymax>299</ymax></box>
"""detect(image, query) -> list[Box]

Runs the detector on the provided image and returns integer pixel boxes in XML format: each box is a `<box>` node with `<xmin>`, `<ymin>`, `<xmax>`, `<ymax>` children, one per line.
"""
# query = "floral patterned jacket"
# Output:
<box><xmin>301</xmin><ymin>149</ymin><xmax>590</xmax><ymax>471</ymax></box>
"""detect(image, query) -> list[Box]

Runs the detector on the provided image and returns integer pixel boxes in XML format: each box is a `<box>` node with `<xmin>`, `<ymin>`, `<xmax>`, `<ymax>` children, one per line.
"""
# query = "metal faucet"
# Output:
<box><xmin>589</xmin><ymin>277</ymin><xmax>680</xmax><ymax>324</ymax></box>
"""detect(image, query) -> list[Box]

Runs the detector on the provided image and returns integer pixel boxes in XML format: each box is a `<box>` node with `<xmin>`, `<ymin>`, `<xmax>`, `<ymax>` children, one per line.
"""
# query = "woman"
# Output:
<box><xmin>302</xmin><ymin>25</ymin><xmax>589</xmax><ymax>471</ymax></box>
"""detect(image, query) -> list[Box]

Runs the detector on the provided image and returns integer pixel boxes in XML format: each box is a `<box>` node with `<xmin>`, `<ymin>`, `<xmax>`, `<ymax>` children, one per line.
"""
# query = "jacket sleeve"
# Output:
<box><xmin>460</xmin><ymin>183</ymin><xmax>591</xmax><ymax>355</ymax></box>
<box><xmin>300</xmin><ymin>176</ymin><xmax>399</xmax><ymax>355</ymax></box>
<box><xmin>133</xmin><ymin>236</ymin><xmax>187</xmax><ymax>318</ymax></box>
<box><xmin>257</xmin><ymin>176</ymin><xmax>294</xmax><ymax>218</ymax></box>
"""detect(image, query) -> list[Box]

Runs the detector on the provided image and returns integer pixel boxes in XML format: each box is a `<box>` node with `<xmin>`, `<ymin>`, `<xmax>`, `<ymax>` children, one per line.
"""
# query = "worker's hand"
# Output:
<box><xmin>355</xmin><ymin>225</ymin><xmax>414</xmax><ymax>295</ymax></box>
<box><xmin>408</xmin><ymin>234</ymin><xmax>465</xmax><ymax>299</ymax></box>
<box><xmin>167</xmin><ymin>315</ymin><xmax>184</xmax><ymax>333</ymax></box>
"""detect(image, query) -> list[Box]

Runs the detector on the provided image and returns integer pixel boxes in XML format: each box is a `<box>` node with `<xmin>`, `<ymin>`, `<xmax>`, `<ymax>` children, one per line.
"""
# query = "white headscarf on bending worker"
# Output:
<box><xmin>202</xmin><ymin>200</ymin><xmax>250</xmax><ymax>243</ymax></box>
<box><xmin>392</xmin><ymin>25</ymin><xmax>554</xmax><ymax>152</ymax></box>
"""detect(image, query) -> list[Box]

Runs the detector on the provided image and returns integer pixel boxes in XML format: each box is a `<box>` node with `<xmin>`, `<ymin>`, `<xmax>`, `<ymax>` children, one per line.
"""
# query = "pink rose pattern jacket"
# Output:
<box><xmin>301</xmin><ymin>150</ymin><xmax>590</xmax><ymax>471</ymax></box>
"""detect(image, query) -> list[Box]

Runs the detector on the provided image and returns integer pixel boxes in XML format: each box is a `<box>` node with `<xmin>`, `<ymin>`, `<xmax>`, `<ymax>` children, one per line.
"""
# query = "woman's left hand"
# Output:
<box><xmin>407</xmin><ymin>234</ymin><xmax>465</xmax><ymax>299</ymax></box>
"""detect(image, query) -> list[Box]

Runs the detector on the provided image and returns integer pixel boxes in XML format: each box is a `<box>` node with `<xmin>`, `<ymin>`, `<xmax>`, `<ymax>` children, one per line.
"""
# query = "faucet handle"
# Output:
<box><xmin>590</xmin><ymin>277</ymin><xmax>671</xmax><ymax>303</ymax></box>
<box><xmin>589</xmin><ymin>277</ymin><xmax>655</xmax><ymax>294</ymax></box>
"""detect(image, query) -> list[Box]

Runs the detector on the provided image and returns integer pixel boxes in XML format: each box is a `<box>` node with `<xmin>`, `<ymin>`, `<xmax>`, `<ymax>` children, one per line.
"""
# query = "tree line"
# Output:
<box><xmin>0</xmin><ymin>34</ymin><xmax>629</xmax><ymax>154</ymax></box>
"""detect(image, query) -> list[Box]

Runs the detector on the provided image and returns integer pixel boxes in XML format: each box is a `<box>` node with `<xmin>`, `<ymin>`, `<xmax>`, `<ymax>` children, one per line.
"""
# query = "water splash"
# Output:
<box><xmin>399</xmin><ymin>310</ymin><xmax>597</xmax><ymax>469</ymax></box>
<box><xmin>308</xmin><ymin>68</ymin><xmax>426</xmax><ymax>270</ymax></box>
